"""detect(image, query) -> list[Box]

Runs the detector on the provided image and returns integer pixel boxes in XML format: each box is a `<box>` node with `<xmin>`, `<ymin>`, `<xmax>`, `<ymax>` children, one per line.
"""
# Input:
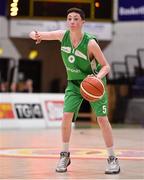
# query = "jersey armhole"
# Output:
<box><xmin>60</xmin><ymin>30</ymin><xmax>69</xmax><ymax>43</ymax></box>
<box><xmin>93</xmin><ymin>37</ymin><xmax>99</xmax><ymax>44</ymax></box>
<box><xmin>87</xmin><ymin>38</ymin><xmax>97</xmax><ymax>62</ymax></box>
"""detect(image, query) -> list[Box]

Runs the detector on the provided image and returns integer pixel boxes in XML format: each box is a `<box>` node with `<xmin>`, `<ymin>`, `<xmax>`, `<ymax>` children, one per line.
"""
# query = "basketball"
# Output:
<box><xmin>80</xmin><ymin>75</ymin><xmax>105</xmax><ymax>102</ymax></box>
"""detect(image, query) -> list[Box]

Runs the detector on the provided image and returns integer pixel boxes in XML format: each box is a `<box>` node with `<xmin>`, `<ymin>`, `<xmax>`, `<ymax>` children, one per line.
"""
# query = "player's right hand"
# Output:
<box><xmin>29</xmin><ymin>31</ymin><xmax>41</xmax><ymax>44</ymax></box>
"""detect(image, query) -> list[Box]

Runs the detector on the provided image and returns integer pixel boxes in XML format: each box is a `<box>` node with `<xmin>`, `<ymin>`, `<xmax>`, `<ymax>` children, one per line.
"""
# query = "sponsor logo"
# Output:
<box><xmin>66</xmin><ymin>67</ymin><xmax>81</xmax><ymax>73</ymax></box>
<box><xmin>45</xmin><ymin>100</ymin><xmax>64</xmax><ymax>121</ymax></box>
<box><xmin>0</xmin><ymin>103</ymin><xmax>14</xmax><ymax>119</ymax></box>
<box><xmin>15</xmin><ymin>104</ymin><xmax>43</xmax><ymax>119</ymax></box>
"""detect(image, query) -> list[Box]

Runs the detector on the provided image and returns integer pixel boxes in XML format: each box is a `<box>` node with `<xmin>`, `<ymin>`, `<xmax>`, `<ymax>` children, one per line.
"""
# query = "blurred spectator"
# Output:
<box><xmin>0</xmin><ymin>81</ymin><xmax>8</xmax><ymax>92</ymax></box>
<box><xmin>10</xmin><ymin>79</ymin><xmax>33</xmax><ymax>93</ymax></box>
<box><xmin>22</xmin><ymin>79</ymin><xmax>33</xmax><ymax>93</ymax></box>
<box><xmin>10</xmin><ymin>82</ymin><xmax>18</xmax><ymax>92</ymax></box>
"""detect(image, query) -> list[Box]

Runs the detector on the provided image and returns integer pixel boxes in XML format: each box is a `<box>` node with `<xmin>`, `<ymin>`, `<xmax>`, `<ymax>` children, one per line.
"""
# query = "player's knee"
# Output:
<box><xmin>63</xmin><ymin>113</ymin><xmax>73</xmax><ymax>121</ymax></box>
<box><xmin>97</xmin><ymin>116</ymin><xmax>108</xmax><ymax>126</ymax></box>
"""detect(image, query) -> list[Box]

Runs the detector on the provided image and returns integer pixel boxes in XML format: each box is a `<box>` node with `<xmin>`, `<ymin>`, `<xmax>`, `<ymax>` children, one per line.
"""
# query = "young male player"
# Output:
<box><xmin>29</xmin><ymin>7</ymin><xmax>120</xmax><ymax>174</ymax></box>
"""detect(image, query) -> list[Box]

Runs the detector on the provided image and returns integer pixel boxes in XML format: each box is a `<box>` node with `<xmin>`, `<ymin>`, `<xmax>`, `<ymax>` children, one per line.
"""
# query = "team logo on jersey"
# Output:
<box><xmin>68</xmin><ymin>55</ymin><xmax>75</xmax><ymax>63</ymax></box>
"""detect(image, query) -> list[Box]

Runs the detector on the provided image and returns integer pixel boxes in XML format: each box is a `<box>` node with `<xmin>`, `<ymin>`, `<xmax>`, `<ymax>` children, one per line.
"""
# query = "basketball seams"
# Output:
<box><xmin>80</xmin><ymin>83</ymin><xmax>103</xmax><ymax>99</ymax></box>
<box><xmin>84</xmin><ymin>77</ymin><xmax>105</xmax><ymax>96</ymax></box>
<box><xmin>80</xmin><ymin>76</ymin><xmax>105</xmax><ymax>101</ymax></box>
<box><xmin>83</xmin><ymin>80</ymin><xmax>103</xmax><ymax>95</ymax></box>
<box><xmin>88</xmin><ymin>76</ymin><xmax>105</xmax><ymax>93</ymax></box>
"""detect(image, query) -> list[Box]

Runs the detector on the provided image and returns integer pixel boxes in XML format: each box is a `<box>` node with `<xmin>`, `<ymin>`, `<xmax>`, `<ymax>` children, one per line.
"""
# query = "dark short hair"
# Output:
<box><xmin>67</xmin><ymin>7</ymin><xmax>85</xmax><ymax>20</ymax></box>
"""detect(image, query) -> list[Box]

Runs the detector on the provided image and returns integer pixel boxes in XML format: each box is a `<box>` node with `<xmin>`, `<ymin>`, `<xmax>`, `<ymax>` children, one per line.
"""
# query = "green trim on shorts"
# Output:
<box><xmin>63</xmin><ymin>80</ymin><xmax>108</xmax><ymax>121</ymax></box>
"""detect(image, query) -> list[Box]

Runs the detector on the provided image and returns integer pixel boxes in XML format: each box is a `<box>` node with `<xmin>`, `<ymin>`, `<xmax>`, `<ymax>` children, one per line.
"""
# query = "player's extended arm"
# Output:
<box><xmin>88</xmin><ymin>39</ymin><xmax>110</xmax><ymax>79</ymax></box>
<box><xmin>29</xmin><ymin>30</ymin><xmax>65</xmax><ymax>44</ymax></box>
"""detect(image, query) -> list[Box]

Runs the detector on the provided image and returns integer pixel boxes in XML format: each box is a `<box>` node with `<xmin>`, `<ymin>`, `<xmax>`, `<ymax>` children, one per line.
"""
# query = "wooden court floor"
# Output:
<box><xmin>0</xmin><ymin>127</ymin><xmax>144</xmax><ymax>179</ymax></box>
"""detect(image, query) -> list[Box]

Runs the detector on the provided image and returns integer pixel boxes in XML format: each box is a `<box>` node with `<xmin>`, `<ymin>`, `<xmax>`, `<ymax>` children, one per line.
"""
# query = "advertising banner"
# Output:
<box><xmin>0</xmin><ymin>93</ymin><xmax>64</xmax><ymax>128</ymax></box>
<box><xmin>15</xmin><ymin>103</ymin><xmax>43</xmax><ymax>119</ymax></box>
<box><xmin>118</xmin><ymin>0</ymin><xmax>144</xmax><ymax>21</ymax></box>
<box><xmin>10</xmin><ymin>20</ymin><xmax>112</xmax><ymax>40</ymax></box>
<box><xmin>45</xmin><ymin>100</ymin><xmax>64</xmax><ymax>127</ymax></box>
<box><xmin>0</xmin><ymin>103</ymin><xmax>15</xmax><ymax>119</ymax></box>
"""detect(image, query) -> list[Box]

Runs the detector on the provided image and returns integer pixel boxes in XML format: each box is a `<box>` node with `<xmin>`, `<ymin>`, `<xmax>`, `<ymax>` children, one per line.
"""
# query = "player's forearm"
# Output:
<box><xmin>97</xmin><ymin>65</ymin><xmax>110</xmax><ymax>79</ymax></box>
<box><xmin>29</xmin><ymin>30</ymin><xmax>64</xmax><ymax>42</ymax></box>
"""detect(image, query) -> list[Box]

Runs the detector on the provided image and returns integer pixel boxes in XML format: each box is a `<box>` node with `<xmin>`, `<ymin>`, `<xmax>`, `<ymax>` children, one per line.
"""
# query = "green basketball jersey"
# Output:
<box><xmin>61</xmin><ymin>30</ymin><xmax>106</xmax><ymax>83</ymax></box>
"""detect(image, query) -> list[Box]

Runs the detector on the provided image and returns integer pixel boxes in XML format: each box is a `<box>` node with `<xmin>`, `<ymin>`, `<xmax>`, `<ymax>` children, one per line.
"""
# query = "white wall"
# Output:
<box><xmin>0</xmin><ymin>16</ymin><xmax>20</xmax><ymax>59</ymax></box>
<box><xmin>104</xmin><ymin>22</ymin><xmax>144</xmax><ymax>65</ymax></box>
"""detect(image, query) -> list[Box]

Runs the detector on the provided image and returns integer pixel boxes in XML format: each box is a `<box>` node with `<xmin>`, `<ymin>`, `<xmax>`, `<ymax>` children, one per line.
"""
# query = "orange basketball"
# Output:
<box><xmin>80</xmin><ymin>75</ymin><xmax>105</xmax><ymax>102</ymax></box>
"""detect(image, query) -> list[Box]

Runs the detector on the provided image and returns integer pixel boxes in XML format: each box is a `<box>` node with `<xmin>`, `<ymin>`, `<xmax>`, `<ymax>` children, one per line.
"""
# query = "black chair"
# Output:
<box><xmin>132</xmin><ymin>76</ymin><xmax>144</xmax><ymax>97</ymax></box>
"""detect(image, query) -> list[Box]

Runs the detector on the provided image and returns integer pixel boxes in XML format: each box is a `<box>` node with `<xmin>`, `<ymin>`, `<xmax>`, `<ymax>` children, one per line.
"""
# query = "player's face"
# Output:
<box><xmin>67</xmin><ymin>12</ymin><xmax>85</xmax><ymax>31</ymax></box>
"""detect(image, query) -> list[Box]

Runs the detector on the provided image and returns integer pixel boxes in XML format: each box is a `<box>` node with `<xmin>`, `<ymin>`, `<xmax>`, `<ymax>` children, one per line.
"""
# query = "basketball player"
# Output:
<box><xmin>29</xmin><ymin>7</ymin><xmax>120</xmax><ymax>174</ymax></box>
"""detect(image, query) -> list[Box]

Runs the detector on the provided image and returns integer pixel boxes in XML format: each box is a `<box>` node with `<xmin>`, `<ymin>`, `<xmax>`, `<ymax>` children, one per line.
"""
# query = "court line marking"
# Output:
<box><xmin>0</xmin><ymin>147</ymin><xmax>144</xmax><ymax>160</ymax></box>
